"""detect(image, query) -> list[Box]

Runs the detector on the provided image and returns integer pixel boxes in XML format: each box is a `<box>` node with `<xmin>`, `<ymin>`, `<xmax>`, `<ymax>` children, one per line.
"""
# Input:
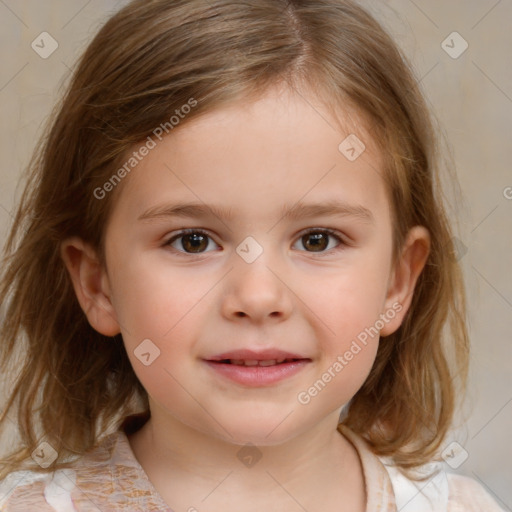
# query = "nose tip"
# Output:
<box><xmin>222</xmin><ymin>259</ymin><xmax>293</xmax><ymax>323</ymax></box>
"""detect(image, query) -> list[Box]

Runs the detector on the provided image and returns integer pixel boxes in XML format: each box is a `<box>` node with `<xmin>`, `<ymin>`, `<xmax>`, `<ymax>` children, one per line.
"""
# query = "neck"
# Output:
<box><xmin>127</xmin><ymin>409</ymin><xmax>366</xmax><ymax>511</ymax></box>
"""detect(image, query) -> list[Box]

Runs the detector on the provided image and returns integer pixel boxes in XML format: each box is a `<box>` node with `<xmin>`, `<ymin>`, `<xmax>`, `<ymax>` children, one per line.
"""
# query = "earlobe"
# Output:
<box><xmin>60</xmin><ymin>236</ymin><xmax>121</xmax><ymax>336</ymax></box>
<box><xmin>380</xmin><ymin>226</ymin><xmax>431</xmax><ymax>337</ymax></box>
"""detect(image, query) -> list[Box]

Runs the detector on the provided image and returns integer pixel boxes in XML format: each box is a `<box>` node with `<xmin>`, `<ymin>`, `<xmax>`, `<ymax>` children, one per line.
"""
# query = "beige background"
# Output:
<box><xmin>0</xmin><ymin>0</ymin><xmax>511</xmax><ymax>508</ymax></box>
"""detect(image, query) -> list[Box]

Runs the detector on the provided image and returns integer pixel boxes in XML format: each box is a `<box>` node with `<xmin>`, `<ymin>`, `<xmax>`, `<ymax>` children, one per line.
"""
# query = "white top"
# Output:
<box><xmin>0</xmin><ymin>424</ymin><xmax>506</xmax><ymax>511</ymax></box>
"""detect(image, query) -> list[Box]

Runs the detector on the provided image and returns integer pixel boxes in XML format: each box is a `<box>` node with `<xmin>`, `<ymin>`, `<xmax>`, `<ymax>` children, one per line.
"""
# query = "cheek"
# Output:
<box><xmin>310</xmin><ymin>263</ymin><xmax>391</xmax><ymax>342</ymax></box>
<box><xmin>108</xmin><ymin>257</ymin><xmax>219</xmax><ymax>399</ymax></box>
<box><xmin>296</xmin><ymin>282</ymin><xmax>382</xmax><ymax>412</ymax></box>
<box><xmin>297</xmin><ymin>259</ymin><xmax>390</xmax><ymax>400</ymax></box>
<box><xmin>114</xmin><ymin>265</ymin><xmax>208</xmax><ymax>415</ymax></box>
<box><xmin>109</xmin><ymin>257</ymin><xmax>213</xmax><ymax>343</ymax></box>
<box><xmin>126</xmin><ymin>349</ymin><xmax>213</xmax><ymax>437</ymax></box>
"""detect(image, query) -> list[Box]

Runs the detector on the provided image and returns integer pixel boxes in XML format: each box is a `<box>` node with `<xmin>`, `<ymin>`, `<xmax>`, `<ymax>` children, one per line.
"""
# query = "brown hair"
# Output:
<box><xmin>0</xmin><ymin>0</ymin><xmax>469</xmax><ymax>480</ymax></box>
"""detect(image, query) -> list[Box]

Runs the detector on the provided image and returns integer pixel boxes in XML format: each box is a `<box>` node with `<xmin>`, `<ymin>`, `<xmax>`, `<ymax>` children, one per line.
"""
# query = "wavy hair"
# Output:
<box><xmin>0</xmin><ymin>0</ymin><xmax>469</xmax><ymax>480</ymax></box>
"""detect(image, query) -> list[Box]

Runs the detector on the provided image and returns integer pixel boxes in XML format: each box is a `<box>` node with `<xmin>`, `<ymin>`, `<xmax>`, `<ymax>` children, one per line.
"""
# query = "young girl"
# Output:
<box><xmin>0</xmin><ymin>0</ymin><xmax>505</xmax><ymax>510</ymax></box>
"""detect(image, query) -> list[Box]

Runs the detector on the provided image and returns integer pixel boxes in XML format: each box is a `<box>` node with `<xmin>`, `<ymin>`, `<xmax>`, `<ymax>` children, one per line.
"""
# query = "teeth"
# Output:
<box><xmin>259</xmin><ymin>359</ymin><xmax>277</xmax><ymax>366</ymax></box>
<box><xmin>226</xmin><ymin>359</ymin><xmax>287</xmax><ymax>366</ymax></box>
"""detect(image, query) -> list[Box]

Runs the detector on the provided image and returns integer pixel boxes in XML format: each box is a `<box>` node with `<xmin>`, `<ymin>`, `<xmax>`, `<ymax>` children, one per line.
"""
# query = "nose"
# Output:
<box><xmin>221</xmin><ymin>255</ymin><xmax>293</xmax><ymax>324</ymax></box>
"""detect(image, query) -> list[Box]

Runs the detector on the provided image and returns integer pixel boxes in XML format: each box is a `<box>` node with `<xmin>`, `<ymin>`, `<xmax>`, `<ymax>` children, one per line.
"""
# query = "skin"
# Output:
<box><xmin>61</xmin><ymin>84</ymin><xmax>430</xmax><ymax>512</ymax></box>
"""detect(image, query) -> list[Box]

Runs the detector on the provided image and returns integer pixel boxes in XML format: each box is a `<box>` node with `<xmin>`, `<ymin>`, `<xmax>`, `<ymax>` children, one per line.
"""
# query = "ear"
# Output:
<box><xmin>60</xmin><ymin>237</ymin><xmax>121</xmax><ymax>337</ymax></box>
<box><xmin>380</xmin><ymin>226</ymin><xmax>431</xmax><ymax>337</ymax></box>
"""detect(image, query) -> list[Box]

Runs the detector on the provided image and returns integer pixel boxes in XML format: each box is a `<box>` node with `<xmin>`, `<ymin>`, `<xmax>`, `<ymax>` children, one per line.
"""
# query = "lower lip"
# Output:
<box><xmin>204</xmin><ymin>360</ymin><xmax>310</xmax><ymax>387</ymax></box>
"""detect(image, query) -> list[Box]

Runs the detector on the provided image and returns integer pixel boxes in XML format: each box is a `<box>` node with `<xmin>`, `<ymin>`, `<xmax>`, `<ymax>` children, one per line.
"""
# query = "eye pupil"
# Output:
<box><xmin>303</xmin><ymin>232</ymin><xmax>328</xmax><ymax>252</ymax></box>
<box><xmin>183</xmin><ymin>233</ymin><xmax>208</xmax><ymax>253</ymax></box>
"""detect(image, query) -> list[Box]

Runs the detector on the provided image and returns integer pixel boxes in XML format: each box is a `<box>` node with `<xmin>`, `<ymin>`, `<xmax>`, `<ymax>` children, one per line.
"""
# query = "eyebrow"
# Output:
<box><xmin>137</xmin><ymin>200</ymin><xmax>374</xmax><ymax>224</ymax></box>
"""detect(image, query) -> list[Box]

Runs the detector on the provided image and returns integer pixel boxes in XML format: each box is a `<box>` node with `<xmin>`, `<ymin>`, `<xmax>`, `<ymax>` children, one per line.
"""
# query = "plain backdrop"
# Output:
<box><xmin>0</xmin><ymin>0</ymin><xmax>511</xmax><ymax>508</ymax></box>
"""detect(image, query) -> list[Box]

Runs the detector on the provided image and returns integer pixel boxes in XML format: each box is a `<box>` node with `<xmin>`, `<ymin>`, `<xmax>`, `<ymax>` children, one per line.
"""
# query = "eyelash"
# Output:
<box><xmin>163</xmin><ymin>228</ymin><xmax>348</xmax><ymax>257</ymax></box>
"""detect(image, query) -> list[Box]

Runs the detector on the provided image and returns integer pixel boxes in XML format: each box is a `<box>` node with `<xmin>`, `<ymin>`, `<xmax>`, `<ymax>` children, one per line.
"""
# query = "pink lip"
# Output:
<box><xmin>208</xmin><ymin>349</ymin><xmax>306</xmax><ymax>361</ymax></box>
<box><xmin>204</xmin><ymin>349</ymin><xmax>311</xmax><ymax>387</ymax></box>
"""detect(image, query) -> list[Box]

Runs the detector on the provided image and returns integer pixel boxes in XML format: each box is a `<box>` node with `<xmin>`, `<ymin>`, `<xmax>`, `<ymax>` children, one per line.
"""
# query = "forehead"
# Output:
<box><xmin>112</xmin><ymin>86</ymin><xmax>389</xmax><ymax>226</ymax></box>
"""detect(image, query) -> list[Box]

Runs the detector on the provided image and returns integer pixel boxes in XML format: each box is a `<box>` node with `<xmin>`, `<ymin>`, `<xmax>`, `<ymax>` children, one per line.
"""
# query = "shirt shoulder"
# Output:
<box><xmin>446</xmin><ymin>473</ymin><xmax>506</xmax><ymax>512</ymax></box>
<box><xmin>383</xmin><ymin>461</ymin><xmax>506</xmax><ymax>512</ymax></box>
<box><xmin>338</xmin><ymin>424</ymin><xmax>505</xmax><ymax>512</ymax></box>
<box><xmin>0</xmin><ymin>430</ymin><xmax>173</xmax><ymax>511</ymax></box>
<box><xmin>0</xmin><ymin>468</ymin><xmax>76</xmax><ymax>511</ymax></box>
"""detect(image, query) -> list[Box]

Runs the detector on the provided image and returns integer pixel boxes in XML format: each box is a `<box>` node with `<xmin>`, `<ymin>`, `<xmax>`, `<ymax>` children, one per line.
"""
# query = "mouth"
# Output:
<box><xmin>204</xmin><ymin>350</ymin><xmax>311</xmax><ymax>386</ymax></box>
<box><xmin>211</xmin><ymin>357</ymin><xmax>305</xmax><ymax>367</ymax></box>
<box><xmin>207</xmin><ymin>349</ymin><xmax>309</xmax><ymax>362</ymax></box>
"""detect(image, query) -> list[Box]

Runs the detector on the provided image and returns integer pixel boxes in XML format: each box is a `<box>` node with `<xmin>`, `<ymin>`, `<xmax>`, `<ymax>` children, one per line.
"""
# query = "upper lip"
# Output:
<box><xmin>206</xmin><ymin>349</ymin><xmax>309</xmax><ymax>361</ymax></box>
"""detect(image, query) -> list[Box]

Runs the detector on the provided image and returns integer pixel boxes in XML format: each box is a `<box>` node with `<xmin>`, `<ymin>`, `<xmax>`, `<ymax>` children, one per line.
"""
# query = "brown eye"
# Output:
<box><xmin>293</xmin><ymin>229</ymin><xmax>344</xmax><ymax>253</ymax></box>
<box><xmin>181</xmin><ymin>233</ymin><xmax>208</xmax><ymax>253</ymax></box>
<box><xmin>165</xmin><ymin>230</ymin><xmax>218</xmax><ymax>254</ymax></box>
<box><xmin>302</xmin><ymin>232</ymin><xmax>329</xmax><ymax>252</ymax></box>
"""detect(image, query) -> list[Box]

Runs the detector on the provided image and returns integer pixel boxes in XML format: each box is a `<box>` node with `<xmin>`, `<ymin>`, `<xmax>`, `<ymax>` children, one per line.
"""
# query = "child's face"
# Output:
<box><xmin>67</xmin><ymin>85</ymin><xmax>429</xmax><ymax>445</ymax></box>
